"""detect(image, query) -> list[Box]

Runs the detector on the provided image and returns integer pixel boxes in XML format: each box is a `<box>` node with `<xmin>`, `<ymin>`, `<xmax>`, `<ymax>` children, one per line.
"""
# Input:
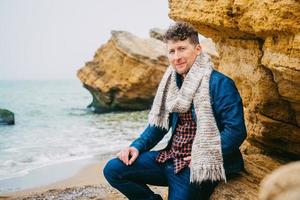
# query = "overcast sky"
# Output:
<box><xmin>0</xmin><ymin>0</ymin><xmax>173</xmax><ymax>80</ymax></box>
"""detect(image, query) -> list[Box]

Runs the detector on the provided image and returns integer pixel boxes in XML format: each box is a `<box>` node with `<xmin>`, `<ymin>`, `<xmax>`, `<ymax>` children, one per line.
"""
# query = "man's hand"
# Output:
<box><xmin>116</xmin><ymin>147</ymin><xmax>139</xmax><ymax>166</ymax></box>
<box><xmin>183</xmin><ymin>156</ymin><xmax>191</xmax><ymax>167</ymax></box>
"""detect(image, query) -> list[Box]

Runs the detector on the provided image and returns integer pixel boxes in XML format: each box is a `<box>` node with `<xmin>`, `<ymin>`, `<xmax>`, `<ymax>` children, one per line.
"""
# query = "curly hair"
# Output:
<box><xmin>164</xmin><ymin>22</ymin><xmax>199</xmax><ymax>45</ymax></box>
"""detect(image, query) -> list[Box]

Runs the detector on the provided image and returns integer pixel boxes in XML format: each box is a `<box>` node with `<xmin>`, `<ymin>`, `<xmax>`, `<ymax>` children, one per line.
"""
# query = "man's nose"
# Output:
<box><xmin>174</xmin><ymin>51</ymin><xmax>182</xmax><ymax>60</ymax></box>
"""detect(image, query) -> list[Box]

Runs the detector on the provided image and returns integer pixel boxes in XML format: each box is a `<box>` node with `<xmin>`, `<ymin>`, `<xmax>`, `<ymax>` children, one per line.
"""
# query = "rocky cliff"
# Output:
<box><xmin>77</xmin><ymin>31</ymin><xmax>169</xmax><ymax>113</ymax></box>
<box><xmin>169</xmin><ymin>0</ymin><xmax>300</xmax><ymax>199</ymax></box>
<box><xmin>169</xmin><ymin>0</ymin><xmax>300</xmax><ymax>157</ymax></box>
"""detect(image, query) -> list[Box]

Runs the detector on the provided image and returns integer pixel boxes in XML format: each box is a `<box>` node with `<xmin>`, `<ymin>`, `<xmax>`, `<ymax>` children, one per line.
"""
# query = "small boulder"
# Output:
<box><xmin>0</xmin><ymin>108</ymin><xmax>15</xmax><ymax>125</ymax></box>
<box><xmin>259</xmin><ymin>161</ymin><xmax>300</xmax><ymax>200</ymax></box>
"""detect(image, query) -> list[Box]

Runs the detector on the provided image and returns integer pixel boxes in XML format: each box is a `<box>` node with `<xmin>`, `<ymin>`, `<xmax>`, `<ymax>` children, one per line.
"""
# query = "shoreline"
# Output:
<box><xmin>1</xmin><ymin>155</ymin><xmax>168</xmax><ymax>200</ymax></box>
<box><xmin>0</xmin><ymin>144</ymin><xmax>169</xmax><ymax>199</ymax></box>
<box><xmin>0</xmin><ymin>158</ymin><xmax>107</xmax><ymax>198</ymax></box>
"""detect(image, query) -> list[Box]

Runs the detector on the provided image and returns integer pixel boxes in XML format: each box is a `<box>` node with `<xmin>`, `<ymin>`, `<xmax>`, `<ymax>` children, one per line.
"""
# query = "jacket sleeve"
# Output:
<box><xmin>130</xmin><ymin>123</ymin><xmax>169</xmax><ymax>153</ymax></box>
<box><xmin>212</xmin><ymin>77</ymin><xmax>247</xmax><ymax>156</ymax></box>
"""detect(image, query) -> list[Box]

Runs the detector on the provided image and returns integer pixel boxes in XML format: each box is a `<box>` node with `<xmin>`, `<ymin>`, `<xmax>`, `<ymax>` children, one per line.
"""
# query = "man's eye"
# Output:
<box><xmin>169</xmin><ymin>50</ymin><xmax>174</xmax><ymax>54</ymax></box>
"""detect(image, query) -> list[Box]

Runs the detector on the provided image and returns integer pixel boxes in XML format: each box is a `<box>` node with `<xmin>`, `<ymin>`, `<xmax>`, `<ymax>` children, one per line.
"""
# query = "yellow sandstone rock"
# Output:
<box><xmin>169</xmin><ymin>0</ymin><xmax>300</xmax><ymax>199</ymax></box>
<box><xmin>259</xmin><ymin>161</ymin><xmax>300</xmax><ymax>200</ymax></box>
<box><xmin>77</xmin><ymin>31</ymin><xmax>168</xmax><ymax>112</ymax></box>
<box><xmin>169</xmin><ymin>0</ymin><xmax>300</xmax><ymax>39</ymax></box>
<box><xmin>169</xmin><ymin>0</ymin><xmax>300</xmax><ymax>156</ymax></box>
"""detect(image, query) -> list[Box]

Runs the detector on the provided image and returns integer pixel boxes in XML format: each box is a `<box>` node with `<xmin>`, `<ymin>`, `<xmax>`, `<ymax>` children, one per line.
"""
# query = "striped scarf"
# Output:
<box><xmin>148</xmin><ymin>53</ymin><xmax>226</xmax><ymax>183</ymax></box>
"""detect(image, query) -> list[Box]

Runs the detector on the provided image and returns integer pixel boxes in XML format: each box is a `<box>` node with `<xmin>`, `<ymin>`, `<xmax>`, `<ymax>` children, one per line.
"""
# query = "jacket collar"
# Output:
<box><xmin>175</xmin><ymin>73</ymin><xmax>183</xmax><ymax>88</ymax></box>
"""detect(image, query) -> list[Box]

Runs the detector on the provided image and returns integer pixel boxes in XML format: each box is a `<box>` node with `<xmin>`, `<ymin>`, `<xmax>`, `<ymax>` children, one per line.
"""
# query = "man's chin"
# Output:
<box><xmin>175</xmin><ymin>70</ymin><xmax>187</xmax><ymax>75</ymax></box>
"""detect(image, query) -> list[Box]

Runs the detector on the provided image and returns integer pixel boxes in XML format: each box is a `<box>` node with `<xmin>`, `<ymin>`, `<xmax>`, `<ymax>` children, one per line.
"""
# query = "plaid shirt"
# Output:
<box><xmin>156</xmin><ymin>110</ymin><xmax>197</xmax><ymax>173</ymax></box>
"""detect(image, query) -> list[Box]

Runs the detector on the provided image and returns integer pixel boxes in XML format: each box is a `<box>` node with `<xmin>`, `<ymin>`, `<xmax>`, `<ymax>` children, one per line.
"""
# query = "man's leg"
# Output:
<box><xmin>165</xmin><ymin>161</ymin><xmax>219</xmax><ymax>200</ymax></box>
<box><xmin>103</xmin><ymin>151</ymin><xmax>168</xmax><ymax>200</ymax></box>
<box><xmin>189</xmin><ymin>180</ymin><xmax>219</xmax><ymax>200</ymax></box>
<box><xmin>164</xmin><ymin>161</ymin><xmax>193</xmax><ymax>200</ymax></box>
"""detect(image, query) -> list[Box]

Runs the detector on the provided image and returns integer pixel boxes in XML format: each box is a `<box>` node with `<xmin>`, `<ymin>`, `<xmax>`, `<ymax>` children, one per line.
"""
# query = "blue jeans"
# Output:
<box><xmin>103</xmin><ymin>151</ymin><xmax>219</xmax><ymax>200</ymax></box>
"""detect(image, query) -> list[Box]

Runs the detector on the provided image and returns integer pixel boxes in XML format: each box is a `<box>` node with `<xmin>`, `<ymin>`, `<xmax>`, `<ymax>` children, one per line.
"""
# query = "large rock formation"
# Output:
<box><xmin>169</xmin><ymin>0</ymin><xmax>300</xmax><ymax>157</ymax></box>
<box><xmin>169</xmin><ymin>0</ymin><xmax>300</xmax><ymax>199</ymax></box>
<box><xmin>0</xmin><ymin>108</ymin><xmax>15</xmax><ymax>125</ymax></box>
<box><xmin>211</xmin><ymin>153</ymin><xmax>284</xmax><ymax>200</ymax></box>
<box><xmin>77</xmin><ymin>31</ymin><xmax>169</xmax><ymax>113</ymax></box>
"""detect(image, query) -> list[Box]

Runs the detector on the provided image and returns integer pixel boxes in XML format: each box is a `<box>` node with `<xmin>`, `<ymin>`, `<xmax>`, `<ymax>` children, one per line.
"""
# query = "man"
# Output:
<box><xmin>103</xmin><ymin>22</ymin><xmax>247</xmax><ymax>200</ymax></box>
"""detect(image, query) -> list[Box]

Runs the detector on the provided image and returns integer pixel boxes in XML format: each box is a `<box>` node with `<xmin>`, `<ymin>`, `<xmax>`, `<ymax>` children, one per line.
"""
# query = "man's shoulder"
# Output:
<box><xmin>210</xmin><ymin>70</ymin><xmax>240</xmax><ymax>99</ymax></box>
<box><xmin>210</xmin><ymin>70</ymin><xmax>234</xmax><ymax>85</ymax></box>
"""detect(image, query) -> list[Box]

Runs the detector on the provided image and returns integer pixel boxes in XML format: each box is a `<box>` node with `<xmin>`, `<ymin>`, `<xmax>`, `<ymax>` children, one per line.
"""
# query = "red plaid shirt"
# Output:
<box><xmin>156</xmin><ymin>110</ymin><xmax>197</xmax><ymax>173</ymax></box>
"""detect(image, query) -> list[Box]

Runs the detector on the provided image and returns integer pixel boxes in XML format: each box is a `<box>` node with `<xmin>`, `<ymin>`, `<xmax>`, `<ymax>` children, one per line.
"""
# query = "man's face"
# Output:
<box><xmin>167</xmin><ymin>39</ymin><xmax>201</xmax><ymax>77</ymax></box>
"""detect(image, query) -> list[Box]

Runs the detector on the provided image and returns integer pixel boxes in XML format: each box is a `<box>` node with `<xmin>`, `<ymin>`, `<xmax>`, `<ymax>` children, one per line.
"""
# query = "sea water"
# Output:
<box><xmin>0</xmin><ymin>80</ymin><xmax>161</xmax><ymax>193</ymax></box>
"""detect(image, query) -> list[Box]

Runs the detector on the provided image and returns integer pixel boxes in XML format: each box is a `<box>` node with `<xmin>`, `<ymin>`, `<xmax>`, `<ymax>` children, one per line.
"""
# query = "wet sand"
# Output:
<box><xmin>0</xmin><ymin>158</ymin><xmax>167</xmax><ymax>200</ymax></box>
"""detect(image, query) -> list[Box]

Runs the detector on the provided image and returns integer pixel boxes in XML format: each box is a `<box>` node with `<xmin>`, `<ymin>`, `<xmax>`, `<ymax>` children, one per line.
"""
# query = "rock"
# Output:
<box><xmin>199</xmin><ymin>37</ymin><xmax>220</xmax><ymax>67</ymax></box>
<box><xmin>216</xmin><ymin>38</ymin><xmax>300</xmax><ymax>157</ymax></box>
<box><xmin>149</xmin><ymin>28</ymin><xmax>166</xmax><ymax>41</ymax></box>
<box><xmin>262</xmin><ymin>34</ymin><xmax>300</xmax><ymax>125</ymax></box>
<box><xmin>0</xmin><ymin>108</ymin><xmax>15</xmax><ymax>125</ymax></box>
<box><xmin>168</xmin><ymin>0</ymin><xmax>300</xmax><ymax>39</ymax></box>
<box><xmin>211</xmin><ymin>153</ymin><xmax>284</xmax><ymax>200</ymax></box>
<box><xmin>77</xmin><ymin>31</ymin><xmax>169</xmax><ymax>113</ymax></box>
<box><xmin>168</xmin><ymin>0</ymin><xmax>300</xmax><ymax>157</ymax></box>
<box><xmin>259</xmin><ymin>161</ymin><xmax>300</xmax><ymax>200</ymax></box>
<box><xmin>168</xmin><ymin>0</ymin><xmax>300</xmax><ymax>199</ymax></box>
<box><xmin>199</xmin><ymin>37</ymin><xmax>219</xmax><ymax>59</ymax></box>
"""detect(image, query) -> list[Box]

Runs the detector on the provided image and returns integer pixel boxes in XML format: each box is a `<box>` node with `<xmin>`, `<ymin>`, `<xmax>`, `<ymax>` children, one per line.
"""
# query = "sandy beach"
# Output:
<box><xmin>0</xmin><ymin>160</ymin><xmax>105</xmax><ymax>199</ymax></box>
<box><xmin>0</xmin><ymin>158</ymin><xmax>167</xmax><ymax>200</ymax></box>
<box><xmin>2</xmin><ymin>160</ymin><xmax>105</xmax><ymax>196</ymax></box>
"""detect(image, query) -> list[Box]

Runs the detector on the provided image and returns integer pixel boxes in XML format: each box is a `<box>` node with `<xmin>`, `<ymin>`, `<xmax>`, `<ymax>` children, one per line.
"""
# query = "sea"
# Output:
<box><xmin>0</xmin><ymin>80</ymin><xmax>168</xmax><ymax>194</ymax></box>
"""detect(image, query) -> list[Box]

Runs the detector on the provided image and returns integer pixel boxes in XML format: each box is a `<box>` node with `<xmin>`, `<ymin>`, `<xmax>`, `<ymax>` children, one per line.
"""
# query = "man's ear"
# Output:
<box><xmin>196</xmin><ymin>44</ymin><xmax>202</xmax><ymax>55</ymax></box>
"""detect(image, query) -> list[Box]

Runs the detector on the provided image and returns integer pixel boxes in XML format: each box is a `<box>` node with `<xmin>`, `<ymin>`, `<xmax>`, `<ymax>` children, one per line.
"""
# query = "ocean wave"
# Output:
<box><xmin>0</xmin><ymin>80</ymin><xmax>148</xmax><ymax>186</ymax></box>
<box><xmin>0</xmin><ymin>154</ymin><xmax>95</xmax><ymax>181</ymax></box>
<box><xmin>66</xmin><ymin>108</ymin><xmax>92</xmax><ymax>116</ymax></box>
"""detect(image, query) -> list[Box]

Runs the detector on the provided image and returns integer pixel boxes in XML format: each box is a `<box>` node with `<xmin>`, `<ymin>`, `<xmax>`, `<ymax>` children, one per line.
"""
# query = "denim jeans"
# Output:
<box><xmin>103</xmin><ymin>151</ymin><xmax>218</xmax><ymax>200</ymax></box>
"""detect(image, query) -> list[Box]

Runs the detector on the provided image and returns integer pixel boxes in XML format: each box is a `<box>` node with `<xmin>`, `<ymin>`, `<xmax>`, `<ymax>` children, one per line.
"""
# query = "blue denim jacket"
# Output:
<box><xmin>130</xmin><ymin>70</ymin><xmax>247</xmax><ymax>175</ymax></box>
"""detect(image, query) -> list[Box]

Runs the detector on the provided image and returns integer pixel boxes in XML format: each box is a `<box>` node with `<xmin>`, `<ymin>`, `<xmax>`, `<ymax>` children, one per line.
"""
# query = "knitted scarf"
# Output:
<box><xmin>148</xmin><ymin>53</ymin><xmax>226</xmax><ymax>183</ymax></box>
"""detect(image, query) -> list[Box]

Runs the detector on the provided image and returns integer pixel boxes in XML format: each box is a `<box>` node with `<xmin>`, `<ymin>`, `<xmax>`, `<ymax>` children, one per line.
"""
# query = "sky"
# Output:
<box><xmin>0</xmin><ymin>0</ymin><xmax>173</xmax><ymax>80</ymax></box>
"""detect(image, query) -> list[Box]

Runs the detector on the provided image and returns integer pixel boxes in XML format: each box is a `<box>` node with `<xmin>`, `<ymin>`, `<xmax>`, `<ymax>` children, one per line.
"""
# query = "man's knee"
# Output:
<box><xmin>103</xmin><ymin>158</ymin><xmax>123</xmax><ymax>182</ymax></box>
